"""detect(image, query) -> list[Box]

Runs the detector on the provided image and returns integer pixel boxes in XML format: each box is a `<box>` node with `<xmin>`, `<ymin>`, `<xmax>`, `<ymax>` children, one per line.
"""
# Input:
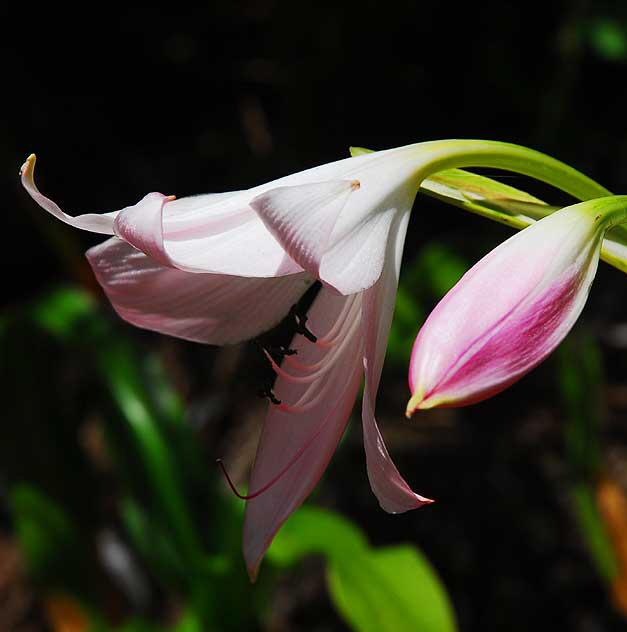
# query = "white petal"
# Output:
<box><xmin>251</xmin><ymin>147</ymin><xmax>422</xmax><ymax>294</ymax></box>
<box><xmin>250</xmin><ymin>180</ymin><xmax>359</xmax><ymax>278</ymax></box>
<box><xmin>360</xmin><ymin>212</ymin><xmax>432</xmax><ymax>512</ymax></box>
<box><xmin>243</xmin><ymin>289</ymin><xmax>363</xmax><ymax>578</ymax></box>
<box><xmin>20</xmin><ymin>154</ymin><xmax>116</xmax><ymax>235</ymax></box>
<box><xmin>87</xmin><ymin>238</ymin><xmax>313</xmax><ymax>345</ymax></box>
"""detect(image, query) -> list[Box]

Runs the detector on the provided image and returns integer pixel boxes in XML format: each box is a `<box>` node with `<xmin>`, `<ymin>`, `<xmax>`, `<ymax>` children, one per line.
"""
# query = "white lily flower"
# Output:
<box><xmin>21</xmin><ymin>140</ymin><xmax>610</xmax><ymax>577</ymax></box>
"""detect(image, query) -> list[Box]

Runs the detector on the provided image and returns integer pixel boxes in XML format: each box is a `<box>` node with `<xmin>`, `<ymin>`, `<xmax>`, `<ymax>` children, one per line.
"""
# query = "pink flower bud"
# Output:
<box><xmin>407</xmin><ymin>200</ymin><xmax>623</xmax><ymax>415</ymax></box>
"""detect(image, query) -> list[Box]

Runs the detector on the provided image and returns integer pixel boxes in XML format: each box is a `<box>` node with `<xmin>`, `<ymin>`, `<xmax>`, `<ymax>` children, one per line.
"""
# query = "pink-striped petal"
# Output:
<box><xmin>242</xmin><ymin>289</ymin><xmax>363</xmax><ymax>579</ymax></box>
<box><xmin>86</xmin><ymin>238</ymin><xmax>313</xmax><ymax>345</ymax></box>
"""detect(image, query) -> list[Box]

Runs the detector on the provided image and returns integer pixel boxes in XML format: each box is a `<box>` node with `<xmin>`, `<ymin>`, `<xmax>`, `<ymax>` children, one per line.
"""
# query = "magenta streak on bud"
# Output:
<box><xmin>406</xmin><ymin>199</ymin><xmax>625</xmax><ymax>417</ymax></box>
<box><xmin>410</xmin><ymin>267</ymin><xmax>582</xmax><ymax>412</ymax></box>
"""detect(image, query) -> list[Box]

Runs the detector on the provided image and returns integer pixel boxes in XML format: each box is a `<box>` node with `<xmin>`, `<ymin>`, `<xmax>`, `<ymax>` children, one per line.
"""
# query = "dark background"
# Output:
<box><xmin>4</xmin><ymin>2</ymin><xmax>627</xmax><ymax>630</ymax></box>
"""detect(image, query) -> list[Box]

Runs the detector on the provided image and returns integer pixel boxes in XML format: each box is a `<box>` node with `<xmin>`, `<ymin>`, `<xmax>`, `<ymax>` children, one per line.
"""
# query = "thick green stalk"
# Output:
<box><xmin>410</xmin><ymin>140</ymin><xmax>610</xmax><ymax>201</ymax></box>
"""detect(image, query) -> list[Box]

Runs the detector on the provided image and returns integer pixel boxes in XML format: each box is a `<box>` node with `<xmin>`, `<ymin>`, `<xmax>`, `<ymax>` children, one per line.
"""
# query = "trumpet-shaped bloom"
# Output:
<box><xmin>20</xmin><ymin>141</ymin><xmax>611</xmax><ymax>577</ymax></box>
<box><xmin>406</xmin><ymin>197</ymin><xmax>627</xmax><ymax>414</ymax></box>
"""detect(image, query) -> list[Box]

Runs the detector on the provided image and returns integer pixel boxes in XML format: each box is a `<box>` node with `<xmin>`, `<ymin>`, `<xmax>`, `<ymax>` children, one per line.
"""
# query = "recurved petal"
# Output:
<box><xmin>20</xmin><ymin>154</ymin><xmax>117</xmax><ymax>235</ymax></box>
<box><xmin>243</xmin><ymin>289</ymin><xmax>363</xmax><ymax>579</ymax></box>
<box><xmin>22</xmin><ymin>155</ymin><xmax>302</xmax><ymax>278</ymax></box>
<box><xmin>87</xmin><ymin>238</ymin><xmax>313</xmax><ymax>345</ymax></box>
<box><xmin>360</xmin><ymin>214</ymin><xmax>432</xmax><ymax>512</ymax></box>
<box><xmin>114</xmin><ymin>190</ymin><xmax>302</xmax><ymax>277</ymax></box>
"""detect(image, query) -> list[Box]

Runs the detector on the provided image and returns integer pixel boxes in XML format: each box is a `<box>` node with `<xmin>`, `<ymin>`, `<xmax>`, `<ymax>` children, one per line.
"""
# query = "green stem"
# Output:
<box><xmin>413</xmin><ymin>139</ymin><xmax>610</xmax><ymax>201</ymax></box>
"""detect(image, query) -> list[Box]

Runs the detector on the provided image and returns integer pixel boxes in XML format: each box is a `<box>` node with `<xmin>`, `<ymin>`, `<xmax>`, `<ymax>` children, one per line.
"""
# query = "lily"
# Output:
<box><xmin>406</xmin><ymin>196</ymin><xmax>627</xmax><ymax>414</ymax></box>
<box><xmin>20</xmin><ymin>141</ymin><xmax>611</xmax><ymax>577</ymax></box>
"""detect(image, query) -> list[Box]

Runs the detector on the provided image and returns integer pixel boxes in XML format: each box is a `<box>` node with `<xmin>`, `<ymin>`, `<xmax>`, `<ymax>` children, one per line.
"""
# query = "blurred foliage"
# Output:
<box><xmin>557</xmin><ymin>336</ymin><xmax>626</xmax><ymax>607</ymax></box>
<box><xmin>388</xmin><ymin>243</ymin><xmax>467</xmax><ymax>367</ymax></box>
<box><xmin>588</xmin><ymin>18</ymin><xmax>627</xmax><ymax>61</ymax></box>
<box><xmin>2</xmin><ymin>286</ymin><xmax>457</xmax><ymax>631</ymax></box>
<box><xmin>269</xmin><ymin>507</ymin><xmax>457</xmax><ymax>632</ymax></box>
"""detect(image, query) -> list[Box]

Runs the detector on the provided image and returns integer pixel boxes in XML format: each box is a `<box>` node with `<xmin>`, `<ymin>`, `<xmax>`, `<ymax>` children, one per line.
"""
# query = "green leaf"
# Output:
<box><xmin>268</xmin><ymin>507</ymin><xmax>457</xmax><ymax>632</ymax></box>
<box><xmin>267</xmin><ymin>506</ymin><xmax>368</xmax><ymax>566</ymax></box>
<box><xmin>571</xmin><ymin>484</ymin><xmax>618</xmax><ymax>582</ymax></box>
<box><xmin>30</xmin><ymin>286</ymin><xmax>96</xmax><ymax>339</ymax></box>
<box><xmin>10</xmin><ymin>484</ymin><xmax>81</xmax><ymax>585</ymax></box>
<box><xmin>589</xmin><ymin>18</ymin><xmax>627</xmax><ymax>61</ymax></box>
<box><xmin>327</xmin><ymin>545</ymin><xmax>457</xmax><ymax>632</ymax></box>
<box><xmin>97</xmin><ymin>339</ymin><xmax>204</xmax><ymax>567</ymax></box>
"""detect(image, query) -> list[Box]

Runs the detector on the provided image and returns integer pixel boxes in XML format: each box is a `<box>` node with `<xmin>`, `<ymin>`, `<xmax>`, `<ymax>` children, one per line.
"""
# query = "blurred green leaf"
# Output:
<box><xmin>269</xmin><ymin>507</ymin><xmax>457</xmax><ymax>632</ymax></box>
<box><xmin>268</xmin><ymin>506</ymin><xmax>368</xmax><ymax>565</ymax></box>
<box><xmin>328</xmin><ymin>545</ymin><xmax>457</xmax><ymax>632</ymax></box>
<box><xmin>10</xmin><ymin>484</ymin><xmax>81</xmax><ymax>586</ymax></box>
<box><xmin>572</xmin><ymin>484</ymin><xmax>618</xmax><ymax>582</ymax></box>
<box><xmin>417</xmin><ymin>243</ymin><xmax>467</xmax><ymax>297</ymax></box>
<box><xmin>589</xmin><ymin>18</ymin><xmax>627</xmax><ymax>61</ymax></box>
<box><xmin>31</xmin><ymin>286</ymin><xmax>96</xmax><ymax>339</ymax></box>
<box><xmin>557</xmin><ymin>335</ymin><xmax>618</xmax><ymax>584</ymax></box>
<box><xmin>97</xmin><ymin>339</ymin><xmax>204</xmax><ymax>566</ymax></box>
<box><xmin>558</xmin><ymin>335</ymin><xmax>603</xmax><ymax>482</ymax></box>
<box><xmin>389</xmin><ymin>242</ymin><xmax>467</xmax><ymax>366</ymax></box>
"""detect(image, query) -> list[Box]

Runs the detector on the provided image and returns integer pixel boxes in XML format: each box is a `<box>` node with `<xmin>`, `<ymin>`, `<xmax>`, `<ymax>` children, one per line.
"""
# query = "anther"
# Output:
<box><xmin>292</xmin><ymin>310</ymin><xmax>317</xmax><ymax>343</ymax></box>
<box><xmin>257</xmin><ymin>386</ymin><xmax>281</xmax><ymax>405</ymax></box>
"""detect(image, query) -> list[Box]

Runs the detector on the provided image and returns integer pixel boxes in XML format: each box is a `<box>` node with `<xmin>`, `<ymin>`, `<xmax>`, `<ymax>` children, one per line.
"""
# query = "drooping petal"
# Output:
<box><xmin>87</xmin><ymin>238</ymin><xmax>313</xmax><ymax>345</ymax></box>
<box><xmin>407</xmin><ymin>203</ymin><xmax>608</xmax><ymax>411</ymax></box>
<box><xmin>360</xmin><ymin>211</ymin><xmax>432</xmax><ymax>512</ymax></box>
<box><xmin>243</xmin><ymin>289</ymin><xmax>363</xmax><ymax>579</ymax></box>
<box><xmin>20</xmin><ymin>154</ymin><xmax>117</xmax><ymax>235</ymax></box>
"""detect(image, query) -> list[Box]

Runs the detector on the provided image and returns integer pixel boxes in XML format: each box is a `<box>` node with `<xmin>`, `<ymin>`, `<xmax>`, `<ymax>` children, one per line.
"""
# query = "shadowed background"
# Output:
<box><xmin>3</xmin><ymin>2</ymin><xmax>627</xmax><ymax>630</ymax></box>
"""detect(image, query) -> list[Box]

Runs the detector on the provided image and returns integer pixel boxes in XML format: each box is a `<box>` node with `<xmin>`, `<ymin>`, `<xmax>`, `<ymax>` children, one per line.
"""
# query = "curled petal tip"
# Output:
<box><xmin>19</xmin><ymin>153</ymin><xmax>36</xmax><ymax>176</ymax></box>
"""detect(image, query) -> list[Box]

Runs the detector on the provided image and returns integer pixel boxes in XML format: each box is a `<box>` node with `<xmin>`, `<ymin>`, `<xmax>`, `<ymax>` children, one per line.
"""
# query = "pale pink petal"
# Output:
<box><xmin>21</xmin><ymin>154</ymin><xmax>302</xmax><ymax>278</ymax></box>
<box><xmin>242</xmin><ymin>289</ymin><xmax>363</xmax><ymax>579</ymax></box>
<box><xmin>20</xmin><ymin>154</ymin><xmax>117</xmax><ymax>235</ymax></box>
<box><xmin>86</xmin><ymin>238</ymin><xmax>313</xmax><ymax>345</ymax></box>
<box><xmin>113</xmin><ymin>190</ymin><xmax>302</xmax><ymax>277</ymax></box>
<box><xmin>361</xmin><ymin>213</ymin><xmax>432</xmax><ymax>512</ymax></box>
